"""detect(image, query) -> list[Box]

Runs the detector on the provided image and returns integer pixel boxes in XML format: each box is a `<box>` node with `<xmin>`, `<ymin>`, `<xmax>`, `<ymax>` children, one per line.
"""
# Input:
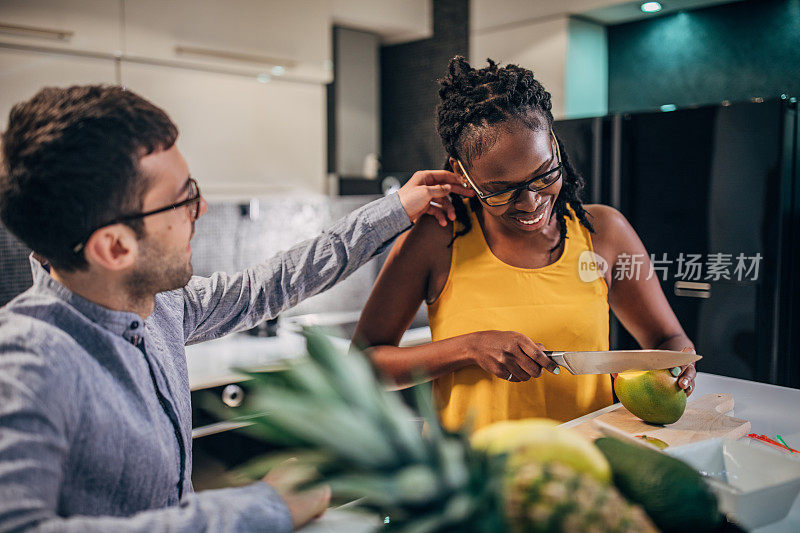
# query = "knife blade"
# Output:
<box><xmin>543</xmin><ymin>349</ymin><xmax>701</xmax><ymax>375</ymax></box>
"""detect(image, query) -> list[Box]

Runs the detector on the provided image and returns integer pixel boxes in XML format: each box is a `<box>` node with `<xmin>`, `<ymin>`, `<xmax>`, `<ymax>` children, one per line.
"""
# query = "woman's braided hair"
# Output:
<box><xmin>436</xmin><ymin>56</ymin><xmax>594</xmax><ymax>251</ymax></box>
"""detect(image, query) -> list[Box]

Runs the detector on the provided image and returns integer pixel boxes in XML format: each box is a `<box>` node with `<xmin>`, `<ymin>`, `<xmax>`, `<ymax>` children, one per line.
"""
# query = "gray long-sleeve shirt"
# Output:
<box><xmin>0</xmin><ymin>193</ymin><xmax>411</xmax><ymax>532</ymax></box>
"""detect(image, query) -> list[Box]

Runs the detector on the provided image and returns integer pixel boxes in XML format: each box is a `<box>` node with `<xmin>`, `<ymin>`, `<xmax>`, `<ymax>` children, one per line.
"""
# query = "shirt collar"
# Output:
<box><xmin>29</xmin><ymin>254</ymin><xmax>146</xmax><ymax>341</ymax></box>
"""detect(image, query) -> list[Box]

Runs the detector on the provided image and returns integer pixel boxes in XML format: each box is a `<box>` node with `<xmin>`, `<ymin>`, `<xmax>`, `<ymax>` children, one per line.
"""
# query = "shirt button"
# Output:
<box><xmin>130</xmin><ymin>321</ymin><xmax>139</xmax><ymax>330</ymax></box>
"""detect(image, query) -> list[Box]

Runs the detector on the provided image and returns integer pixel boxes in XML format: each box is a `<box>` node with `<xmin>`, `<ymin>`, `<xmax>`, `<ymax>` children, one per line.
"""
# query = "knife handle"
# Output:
<box><xmin>543</xmin><ymin>351</ymin><xmax>570</xmax><ymax>373</ymax></box>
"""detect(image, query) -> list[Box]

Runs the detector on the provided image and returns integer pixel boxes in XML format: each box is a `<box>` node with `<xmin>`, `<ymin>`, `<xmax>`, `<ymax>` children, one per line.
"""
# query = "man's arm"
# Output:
<box><xmin>181</xmin><ymin>168</ymin><xmax>476</xmax><ymax>344</ymax></box>
<box><xmin>181</xmin><ymin>193</ymin><xmax>412</xmax><ymax>344</ymax></box>
<box><xmin>0</xmin><ymin>344</ymin><xmax>293</xmax><ymax>533</ymax></box>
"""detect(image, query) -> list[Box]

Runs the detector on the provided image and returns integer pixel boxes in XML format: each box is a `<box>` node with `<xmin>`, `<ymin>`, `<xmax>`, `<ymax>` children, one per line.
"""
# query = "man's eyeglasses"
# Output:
<box><xmin>72</xmin><ymin>178</ymin><xmax>202</xmax><ymax>253</ymax></box>
<box><xmin>456</xmin><ymin>129</ymin><xmax>563</xmax><ymax>207</ymax></box>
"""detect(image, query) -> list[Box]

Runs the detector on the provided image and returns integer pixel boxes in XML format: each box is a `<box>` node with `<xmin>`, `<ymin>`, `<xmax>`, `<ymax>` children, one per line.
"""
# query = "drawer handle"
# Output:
<box><xmin>221</xmin><ymin>384</ymin><xmax>244</xmax><ymax>407</ymax></box>
<box><xmin>0</xmin><ymin>22</ymin><xmax>74</xmax><ymax>41</ymax></box>
<box><xmin>674</xmin><ymin>281</ymin><xmax>711</xmax><ymax>298</ymax></box>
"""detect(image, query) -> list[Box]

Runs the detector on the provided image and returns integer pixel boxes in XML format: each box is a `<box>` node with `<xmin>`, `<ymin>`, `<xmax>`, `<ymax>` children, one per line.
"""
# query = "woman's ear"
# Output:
<box><xmin>449</xmin><ymin>157</ymin><xmax>468</xmax><ymax>186</ymax></box>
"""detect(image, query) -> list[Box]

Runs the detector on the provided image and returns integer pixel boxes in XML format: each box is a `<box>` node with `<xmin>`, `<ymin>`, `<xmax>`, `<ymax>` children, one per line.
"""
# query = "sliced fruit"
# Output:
<box><xmin>637</xmin><ymin>435</ymin><xmax>669</xmax><ymax>449</ymax></box>
<box><xmin>614</xmin><ymin>369</ymin><xmax>687</xmax><ymax>424</ymax></box>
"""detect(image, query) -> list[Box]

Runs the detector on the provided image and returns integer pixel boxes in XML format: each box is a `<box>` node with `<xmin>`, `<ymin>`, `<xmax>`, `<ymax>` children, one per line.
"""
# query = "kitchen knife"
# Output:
<box><xmin>543</xmin><ymin>349</ymin><xmax>701</xmax><ymax>375</ymax></box>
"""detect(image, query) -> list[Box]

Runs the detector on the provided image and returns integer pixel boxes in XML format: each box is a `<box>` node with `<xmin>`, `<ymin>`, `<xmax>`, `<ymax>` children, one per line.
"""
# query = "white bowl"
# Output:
<box><xmin>665</xmin><ymin>438</ymin><xmax>800</xmax><ymax>529</ymax></box>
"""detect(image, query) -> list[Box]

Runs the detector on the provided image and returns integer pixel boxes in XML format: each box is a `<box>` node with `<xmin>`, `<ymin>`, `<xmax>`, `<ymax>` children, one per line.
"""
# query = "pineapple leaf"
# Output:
<box><xmin>245</xmin><ymin>388</ymin><xmax>396</xmax><ymax>466</ymax></box>
<box><xmin>214</xmin><ymin>327</ymin><xmax>504</xmax><ymax>532</ymax></box>
<box><xmin>303</xmin><ymin>329</ymin><xmax>384</xmax><ymax>417</ymax></box>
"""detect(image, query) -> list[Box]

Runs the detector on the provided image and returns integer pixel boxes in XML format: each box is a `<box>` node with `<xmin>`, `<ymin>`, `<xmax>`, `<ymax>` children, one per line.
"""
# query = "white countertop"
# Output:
<box><xmin>564</xmin><ymin>372</ymin><xmax>800</xmax><ymax>533</ymax></box>
<box><xmin>186</xmin><ymin>330</ymin><xmax>312</xmax><ymax>391</ymax></box>
<box><xmin>560</xmin><ymin>372</ymin><xmax>800</xmax><ymax>447</ymax></box>
<box><xmin>186</xmin><ymin>327</ymin><xmax>432</xmax><ymax>391</ymax></box>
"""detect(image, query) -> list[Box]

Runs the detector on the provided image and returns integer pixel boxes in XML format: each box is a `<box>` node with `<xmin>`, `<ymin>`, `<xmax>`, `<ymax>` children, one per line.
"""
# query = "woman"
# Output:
<box><xmin>353</xmin><ymin>57</ymin><xmax>696</xmax><ymax>431</ymax></box>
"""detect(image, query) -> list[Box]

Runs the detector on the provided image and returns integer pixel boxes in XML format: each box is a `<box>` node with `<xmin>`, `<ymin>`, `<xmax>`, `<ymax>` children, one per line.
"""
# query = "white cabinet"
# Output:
<box><xmin>123</xmin><ymin>0</ymin><xmax>332</xmax><ymax>84</ymax></box>
<box><xmin>0</xmin><ymin>0</ymin><xmax>121</xmax><ymax>54</ymax></box>
<box><xmin>121</xmin><ymin>61</ymin><xmax>326</xmax><ymax>199</ymax></box>
<box><xmin>0</xmin><ymin>47</ymin><xmax>117</xmax><ymax>130</ymax></box>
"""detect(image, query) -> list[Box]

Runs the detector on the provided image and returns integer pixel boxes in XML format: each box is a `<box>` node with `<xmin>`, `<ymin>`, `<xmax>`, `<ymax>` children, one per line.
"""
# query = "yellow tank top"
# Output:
<box><xmin>428</xmin><ymin>202</ymin><xmax>613</xmax><ymax>432</ymax></box>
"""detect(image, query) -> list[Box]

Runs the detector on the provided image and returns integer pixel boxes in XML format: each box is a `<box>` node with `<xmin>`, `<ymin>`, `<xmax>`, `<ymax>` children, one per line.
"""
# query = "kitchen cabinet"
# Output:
<box><xmin>122</xmin><ymin>0</ymin><xmax>332</xmax><ymax>84</ymax></box>
<box><xmin>121</xmin><ymin>61</ymin><xmax>327</xmax><ymax>198</ymax></box>
<box><xmin>0</xmin><ymin>0</ymin><xmax>121</xmax><ymax>55</ymax></box>
<box><xmin>0</xmin><ymin>47</ymin><xmax>117</xmax><ymax>130</ymax></box>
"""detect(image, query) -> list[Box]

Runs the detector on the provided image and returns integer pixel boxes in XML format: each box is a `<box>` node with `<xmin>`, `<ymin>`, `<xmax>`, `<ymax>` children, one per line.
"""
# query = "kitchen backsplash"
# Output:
<box><xmin>190</xmin><ymin>194</ymin><xmax>388</xmax><ymax>318</ymax></box>
<box><xmin>1</xmin><ymin>195</ymin><xmax>392</xmax><ymax>319</ymax></box>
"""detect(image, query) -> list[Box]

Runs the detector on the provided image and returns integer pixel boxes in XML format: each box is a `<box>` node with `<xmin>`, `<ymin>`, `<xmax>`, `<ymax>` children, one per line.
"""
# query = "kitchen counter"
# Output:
<box><xmin>299</xmin><ymin>372</ymin><xmax>800</xmax><ymax>533</ymax></box>
<box><xmin>186</xmin><ymin>326</ymin><xmax>432</xmax><ymax>391</ymax></box>
<box><xmin>561</xmin><ymin>372</ymin><xmax>800</xmax><ymax>533</ymax></box>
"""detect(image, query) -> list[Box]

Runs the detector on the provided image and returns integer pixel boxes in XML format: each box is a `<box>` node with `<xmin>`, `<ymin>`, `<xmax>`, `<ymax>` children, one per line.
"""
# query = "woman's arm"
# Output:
<box><xmin>353</xmin><ymin>215</ymin><xmax>467</xmax><ymax>388</ymax></box>
<box><xmin>587</xmin><ymin>205</ymin><xmax>697</xmax><ymax>395</ymax></box>
<box><xmin>353</xmin><ymin>216</ymin><xmax>556</xmax><ymax>389</ymax></box>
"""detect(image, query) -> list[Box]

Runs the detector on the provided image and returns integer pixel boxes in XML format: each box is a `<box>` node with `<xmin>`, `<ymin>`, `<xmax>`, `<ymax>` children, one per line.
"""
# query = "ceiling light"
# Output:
<box><xmin>641</xmin><ymin>2</ymin><xmax>663</xmax><ymax>13</ymax></box>
<box><xmin>270</xmin><ymin>66</ymin><xmax>285</xmax><ymax>76</ymax></box>
<box><xmin>256</xmin><ymin>73</ymin><xmax>271</xmax><ymax>83</ymax></box>
<box><xmin>660</xmin><ymin>104</ymin><xmax>677</xmax><ymax>112</ymax></box>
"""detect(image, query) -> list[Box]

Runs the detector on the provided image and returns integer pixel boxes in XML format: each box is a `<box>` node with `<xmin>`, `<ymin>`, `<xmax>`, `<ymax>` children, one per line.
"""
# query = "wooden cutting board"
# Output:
<box><xmin>571</xmin><ymin>393</ymin><xmax>751</xmax><ymax>447</ymax></box>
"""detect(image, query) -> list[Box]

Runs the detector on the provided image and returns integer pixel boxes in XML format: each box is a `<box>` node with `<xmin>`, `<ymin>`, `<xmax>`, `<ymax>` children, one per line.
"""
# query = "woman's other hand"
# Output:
<box><xmin>467</xmin><ymin>330</ymin><xmax>561</xmax><ymax>382</ymax></box>
<box><xmin>671</xmin><ymin>346</ymin><xmax>697</xmax><ymax>397</ymax></box>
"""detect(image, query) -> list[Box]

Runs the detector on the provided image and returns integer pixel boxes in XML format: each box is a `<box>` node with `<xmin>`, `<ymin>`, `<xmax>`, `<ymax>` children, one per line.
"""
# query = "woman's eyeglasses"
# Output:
<box><xmin>456</xmin><ymin>130</ymin><xmax>563</xmax><ymax>207</ymax></box>
<box><xmin>72</xmin><ymin>177</ymin><xmax>202</xmax><ymax>253</ymax></box>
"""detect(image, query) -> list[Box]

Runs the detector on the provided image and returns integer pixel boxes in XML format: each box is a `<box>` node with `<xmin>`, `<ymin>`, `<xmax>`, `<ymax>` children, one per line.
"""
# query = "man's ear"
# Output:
<box><xmin>83</xmin><ymin>224</ymin><xmax>139</xmax><ymax>271</ymax></box>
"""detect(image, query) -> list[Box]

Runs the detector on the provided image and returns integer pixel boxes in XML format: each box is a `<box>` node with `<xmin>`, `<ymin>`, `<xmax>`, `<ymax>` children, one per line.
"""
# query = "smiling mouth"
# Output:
<box><xmin>510</xmin><ymin>200</ymin><xmax>550</xmax><ymax>225</ymax></box>
<box><xmin>516</xmin><ymin>213</ymin><xmax>545</xmax><ymax>225</ymax></box>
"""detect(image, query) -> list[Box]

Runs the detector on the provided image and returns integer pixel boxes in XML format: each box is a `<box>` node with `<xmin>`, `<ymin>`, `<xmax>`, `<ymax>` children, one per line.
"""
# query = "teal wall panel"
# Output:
<box><xmin>566</xmin><ymin>18</ymin><xmax>608</xmax><ymax>118</ymax></box>
<box><xmin>608</xmin><ymin>0</ymin><xmax>800</xmax><ymax>113</ymax></box>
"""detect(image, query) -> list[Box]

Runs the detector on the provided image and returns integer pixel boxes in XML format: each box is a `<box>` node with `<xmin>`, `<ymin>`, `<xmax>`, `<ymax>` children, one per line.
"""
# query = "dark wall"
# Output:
<box><xmin>0</xmin><ymin>224</ymin><xmax>33</xmax><ymax>306</ymax></box>
<box><xmin>380</xmin><ymin>0</ymin><xmax>469</xmax><ymax>173</ymax></box>
<box><xmin>608</xmin><ymin>0</ymin><xmax>800</xmax><ymax>113</ymax></box>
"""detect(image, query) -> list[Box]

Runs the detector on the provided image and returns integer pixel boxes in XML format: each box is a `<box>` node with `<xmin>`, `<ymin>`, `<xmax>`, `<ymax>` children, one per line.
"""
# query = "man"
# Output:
<box><xmin>0</xmin><ymin>85</ymin><xmax>472</xmax><ymax>531</ymax></box>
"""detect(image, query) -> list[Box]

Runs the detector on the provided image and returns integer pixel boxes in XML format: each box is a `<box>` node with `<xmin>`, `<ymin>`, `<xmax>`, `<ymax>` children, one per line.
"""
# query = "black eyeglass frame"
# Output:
<box><xmin>456</xmin><ymin>129</ymin><xmax>563</xmax><ymax>207</ymax></box>
<box><xmin>72</xmin><ymin>177</ymin><xmax>202</xmax><ymax>253</ymax></box>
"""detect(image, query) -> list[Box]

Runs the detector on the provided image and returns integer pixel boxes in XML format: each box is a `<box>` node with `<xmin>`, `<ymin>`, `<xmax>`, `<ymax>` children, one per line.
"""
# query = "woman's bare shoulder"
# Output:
<box><xmin>582</xmin><ymin>204</ymin><xmax>636</xmax><ymax>239</ymax></box>
<box><xmin>397</xmin><ymin>213</ymin><xmax>455</xmax><ymax>258</ymax></box>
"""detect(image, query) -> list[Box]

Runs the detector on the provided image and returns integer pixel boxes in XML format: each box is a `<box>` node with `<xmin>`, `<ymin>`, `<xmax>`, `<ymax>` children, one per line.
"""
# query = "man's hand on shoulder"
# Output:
<box><xmin>397</xmin><ymin>170</ymin><xmax>474</xmax><ymax>226</ymax></box>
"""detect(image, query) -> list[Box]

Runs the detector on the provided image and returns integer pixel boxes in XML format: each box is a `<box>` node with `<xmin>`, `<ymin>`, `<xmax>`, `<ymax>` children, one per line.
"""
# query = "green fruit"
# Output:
<box><xmin>472</xmin><ymin>418</ymin><xmax>611</xmax><ymax>483</ymax></box>
<box><xmin>614</xmin><ymin>369</ymin><xmax>687</xmax><ymax>424</ymax></box>
<box><xmin>596</xmin><ymin>437</ymin><xmax>721</xmax><ymax>533</ymax></box>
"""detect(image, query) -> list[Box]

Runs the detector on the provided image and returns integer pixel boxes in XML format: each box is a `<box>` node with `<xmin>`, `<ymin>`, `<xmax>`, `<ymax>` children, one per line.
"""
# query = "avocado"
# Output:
<box><xmin>595</xmin><ymin>437</ymin><xmax>721</xmax><ymax>533</ymax></box>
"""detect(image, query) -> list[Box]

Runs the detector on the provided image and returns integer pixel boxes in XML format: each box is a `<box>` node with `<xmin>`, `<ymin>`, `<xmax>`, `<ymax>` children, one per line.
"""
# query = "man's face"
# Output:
<box><xmin>126</xmin><ymin>145</ymin><xmax>207</xmax><ymax>298</ymax></box>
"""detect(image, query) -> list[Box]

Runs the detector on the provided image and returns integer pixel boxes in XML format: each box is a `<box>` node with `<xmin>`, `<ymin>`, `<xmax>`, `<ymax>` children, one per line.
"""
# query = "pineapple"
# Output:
<box><xmin>504</xmin><ymin>450</ymin><xmax>657</xmax><ymax>533</ymax></box>
<box><xmin>215</xmin><ymin>328</ymin><xmax>657</xmax><ymax>532</ymax></box>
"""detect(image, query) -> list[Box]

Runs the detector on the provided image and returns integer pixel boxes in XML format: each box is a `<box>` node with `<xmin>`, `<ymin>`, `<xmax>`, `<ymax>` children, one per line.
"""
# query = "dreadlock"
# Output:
<box><xmin>436</xmin><ymin>56</ymin><xmax>594</xmax><ymax>252</ymax></box>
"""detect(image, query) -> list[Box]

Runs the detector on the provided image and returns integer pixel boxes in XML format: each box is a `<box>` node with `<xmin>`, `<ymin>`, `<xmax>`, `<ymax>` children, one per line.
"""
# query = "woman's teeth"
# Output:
<box><xmin>516</xmin><ymin>212</ymin><xmax>545</xmax><ymax>225</ymax></box>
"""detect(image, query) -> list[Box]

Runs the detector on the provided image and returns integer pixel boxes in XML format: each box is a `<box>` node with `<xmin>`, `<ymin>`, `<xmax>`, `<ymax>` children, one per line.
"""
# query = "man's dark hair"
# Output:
<box><xmin>0</xmin><ymin>85</ymin><xmax>178</xmax><ymax>271</ymax></box>
<box><xmin>436</xmin><ymin>56</ymin><xmax>593</xmax><ymax>252</ymax></box>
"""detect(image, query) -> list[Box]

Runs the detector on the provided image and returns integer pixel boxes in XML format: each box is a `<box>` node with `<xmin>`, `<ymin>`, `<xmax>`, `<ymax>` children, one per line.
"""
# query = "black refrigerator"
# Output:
<box><xmin>555</xmin><ymin>98</ymin><xmax>800</xmax><ymax>388</ymax></box>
